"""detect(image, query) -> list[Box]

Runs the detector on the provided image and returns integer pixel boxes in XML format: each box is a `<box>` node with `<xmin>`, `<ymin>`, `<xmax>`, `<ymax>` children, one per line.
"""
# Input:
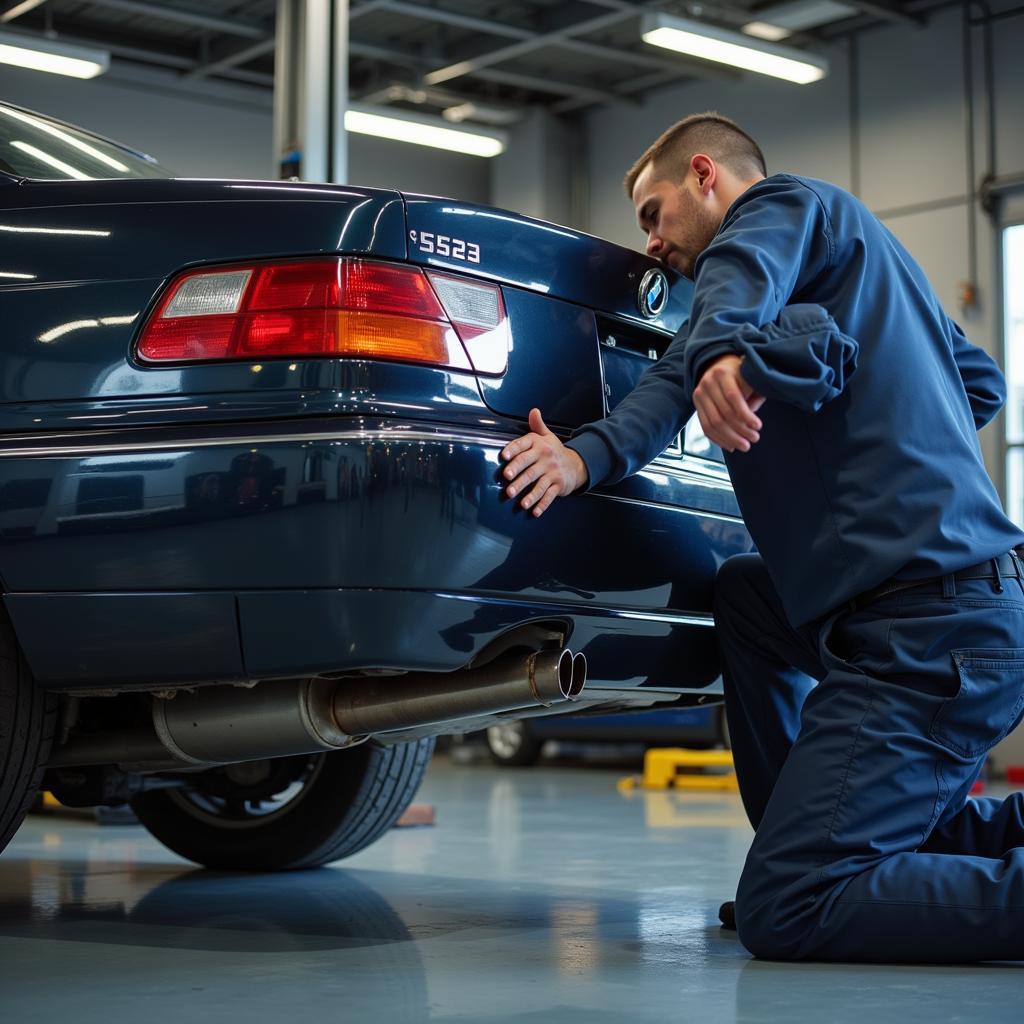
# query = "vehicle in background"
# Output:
<box><xmin>480</xmin><ymin>705</ymin><xmax>724</xmax><ymax>766</ymax></box>
<box><xmin>0</xmin><ymin>103</ymin><xmax>750</xmax><ymax>872</ymax></box>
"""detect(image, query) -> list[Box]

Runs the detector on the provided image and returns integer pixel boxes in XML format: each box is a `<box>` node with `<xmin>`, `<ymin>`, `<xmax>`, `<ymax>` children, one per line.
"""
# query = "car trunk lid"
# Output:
<box><xmin>402</xmin><ymin>193</ymin><xmax>691</xmax><ymax>429</ymax></box>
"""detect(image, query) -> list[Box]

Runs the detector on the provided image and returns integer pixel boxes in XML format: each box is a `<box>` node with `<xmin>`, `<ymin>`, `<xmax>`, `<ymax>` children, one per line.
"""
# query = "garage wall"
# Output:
<box><xmin>0</xmin><ymin>62</ymin><xmax>491</xmax><ymax>201</ymax></box>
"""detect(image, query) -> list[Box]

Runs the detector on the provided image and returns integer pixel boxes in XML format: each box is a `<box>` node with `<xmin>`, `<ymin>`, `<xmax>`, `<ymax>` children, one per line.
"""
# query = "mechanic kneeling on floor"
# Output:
<box><xmin>499</xmin><ymin>111</ymin><xmax>1024</xmax><ymax>963</ymax></box>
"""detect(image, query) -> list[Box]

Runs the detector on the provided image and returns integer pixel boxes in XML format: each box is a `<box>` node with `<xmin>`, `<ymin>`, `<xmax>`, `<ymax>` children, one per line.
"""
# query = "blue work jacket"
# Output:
<box><xmin>567</xmin><ymin>173</ymin><xmax>1024</xmax><ymax>627</ymax></box>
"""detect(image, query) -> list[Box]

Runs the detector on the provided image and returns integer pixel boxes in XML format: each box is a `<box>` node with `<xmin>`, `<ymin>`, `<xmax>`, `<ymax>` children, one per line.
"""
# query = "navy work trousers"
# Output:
<box><xmin>714</xmin><ymin>553</ymin><xmax>1024</xmax><ymax>962</ymax></box>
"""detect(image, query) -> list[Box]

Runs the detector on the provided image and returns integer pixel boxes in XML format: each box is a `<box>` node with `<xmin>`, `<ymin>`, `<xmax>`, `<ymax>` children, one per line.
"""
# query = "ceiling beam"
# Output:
<box><xmin>349</xmin><ymin>0</ymin><xmax>392</xmax><ymax>19</ymax></box>
<box><xmin>74</xmin><ymin>0</ymin><xmax>270</xmax><ymax>39</ymax></box>
<box><xmin>362</xmin><ymin>0</ymin><xmax>534</xmax><ymax>39</ymax></box>
<box><xmin>349</xmin><ymin>38</ymin><xmax>432</xmax><ymax>69</ymax></box>
<box><xmin>469</xmin><ymin>66</ymin><xmax>627</xmax><ymax>105</ymax></box>
<box><xmin>184</xmin><ymin>38</ymin><xmax>277</xmax><ymax>82</ymax></box>
<box><xmin>363</xmin><ymin>0</ymin><xmax>734</xmax><ymax>93</ymax></box>
<box><xmin>349</xmin><ymin>38</ymin><xmax>625</xmax><ymax>104</ymax></box>
<box><xmin>552</xmin><ymin>68</ymin><xmax>685</xmax><ymax>114</ymax></box>
<box><xmin>423</xmin><ymin>7</ymin><xmax>638</xmax><ymax>85</ymax></box>
<box><xmin>845</xmin><ymin>0</ymin><xmax>925</xmax><ymax>25</ymax></box>
<box><xmin>556</xmin><ymin>35</ymin><xmax>736</xmax><ymax>82</ymax></box>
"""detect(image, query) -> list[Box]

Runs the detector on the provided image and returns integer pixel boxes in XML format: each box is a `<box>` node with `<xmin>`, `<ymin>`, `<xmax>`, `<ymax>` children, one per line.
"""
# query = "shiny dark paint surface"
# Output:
<box><xmin>403</xmin><ymin>194</ymin><xmax>693</xmax><ymax>335</ymax></box>
<box><xmin>0</xmin><ymin>171</ymin><xmax>750</xmax><ymax>699</ymax></box>
<box><xmin>479</xmin><ymin>287</ymin><xmax>605</xmax><ymax>429</ymax></box>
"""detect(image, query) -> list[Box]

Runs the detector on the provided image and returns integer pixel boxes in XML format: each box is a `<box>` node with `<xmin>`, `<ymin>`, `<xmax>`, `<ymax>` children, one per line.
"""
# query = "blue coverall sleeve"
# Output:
<box><xmin>948</xmin><ymin>318</ymin><xmax>1005</xmax><ymax>430</ymax></box>
<box><xmin>681</xmin><ymin>178</ymin><xmax>835</xmax><ymax>391</ymax></box>
<box><xmin>566</xmin><ymin>178</ymin><xmax>836</xmax><ymax>490</ymax></box>
<box><xmin>565</xmin><ymin>334</ymin><xmax>696</xmax><ymax>489</ymax></box>
<box><xmin>733</xmin><ymin>304</ymin><xmax>858</xmax><ymax>413</ymax></box>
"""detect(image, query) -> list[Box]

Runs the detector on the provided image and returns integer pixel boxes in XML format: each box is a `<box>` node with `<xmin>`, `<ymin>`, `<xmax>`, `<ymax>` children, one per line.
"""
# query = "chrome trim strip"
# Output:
<box><xmin>0</xmin><ymin>426</ymin><xmax>508</xmax><ymax>459</ymax></box>
<box><xmin>431</xmin><ymin>589</ymin><xmax>716</xmax><ymax>627</ymax></box>
<box><xmin>0</xmin><ymin>423</ymin><xmax>743</xmax><ymax>518</ymax></box>
<box><xmin>593</xmin><ymin>491</ymin><xmax>743</xmax><ymax>524</ymax></box>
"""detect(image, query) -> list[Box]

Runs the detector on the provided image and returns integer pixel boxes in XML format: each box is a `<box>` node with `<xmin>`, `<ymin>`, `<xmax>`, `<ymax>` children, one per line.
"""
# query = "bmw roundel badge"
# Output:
<box><xmin>638</xmin><ymin>268</ymin><xmax>668</xmax><ymax>319</ymax></box>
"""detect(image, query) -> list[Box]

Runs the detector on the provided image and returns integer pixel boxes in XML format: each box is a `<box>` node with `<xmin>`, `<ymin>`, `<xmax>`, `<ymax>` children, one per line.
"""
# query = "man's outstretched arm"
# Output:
<box><xmin>499</xmin><ymin>408</ymin><xmax>589</xmax><ymax>517</ymax></box>
<box><xmin>500</xmin><ymin>354</ymin><xmax>763</xmax><ymax>518</ymax></box>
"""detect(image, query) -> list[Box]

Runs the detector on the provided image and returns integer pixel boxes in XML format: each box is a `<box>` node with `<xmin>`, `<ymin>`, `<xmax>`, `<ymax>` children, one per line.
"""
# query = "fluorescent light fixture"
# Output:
<box><xmin>743</xmin><ymin>0</ymin><xmax>857</xmax><ymax>40</ymax></box>
<box><xmin>743</xmin><ymin>22</ymin><xmax>793</xmax><ymax>41</ymax></box>
<box><xmin>0</xmin><ymin>30</ymin><xmax>109</xmax><ymax>79</ymax></box>
<box><xmin>641</xmin><ymin>12</ymin><xmax>828</xmax><ymax>85</ymax></box>
<box><xmin>344</xmin><ymin>104</ymin><xmax>507</xmax><ymax>158</ymax></box>
<box><xmin>0</xmin><ymin>1</ymin><xmax>50</xmax><ymax>24</ymax></box>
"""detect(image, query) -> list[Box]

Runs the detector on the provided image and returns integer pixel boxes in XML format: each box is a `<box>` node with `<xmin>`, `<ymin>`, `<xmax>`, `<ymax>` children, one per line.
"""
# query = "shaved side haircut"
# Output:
<box><xmin>624</xmin><ymin>112</ymin><xmax>767</xmax><ymax>196</ymax></box>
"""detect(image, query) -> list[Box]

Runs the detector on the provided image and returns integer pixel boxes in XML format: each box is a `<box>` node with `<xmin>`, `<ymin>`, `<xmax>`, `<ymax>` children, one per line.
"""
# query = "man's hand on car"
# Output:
<box><xmin>693</xmin><ymin>354</ymin><xmax>765</xmax><ymax>452</ymax></box>
<box><xmin>501</xmin><ymin>408</ymin><xmax>588</xmax><ymax>517</ymax></box>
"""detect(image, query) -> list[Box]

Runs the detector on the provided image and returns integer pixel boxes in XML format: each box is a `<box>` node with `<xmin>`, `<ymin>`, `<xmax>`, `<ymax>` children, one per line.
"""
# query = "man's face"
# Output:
<box><xmin>632</xmin><ymin>162</ymin><xmax>721</xmax><ymax>280</ymax></box>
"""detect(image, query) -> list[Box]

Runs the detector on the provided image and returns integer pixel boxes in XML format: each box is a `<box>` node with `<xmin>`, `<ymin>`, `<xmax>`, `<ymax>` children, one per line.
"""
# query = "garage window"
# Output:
<box><xmin>1004</xmin><ymin>224</ymin><xmax>1024</xmax><ymax>527</ymax></box>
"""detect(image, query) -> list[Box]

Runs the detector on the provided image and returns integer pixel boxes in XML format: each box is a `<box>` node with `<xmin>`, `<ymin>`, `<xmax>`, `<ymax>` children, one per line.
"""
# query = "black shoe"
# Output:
<box><xmin>718</xmin><ymin>900</ymin><xmax>737</xmax><ymax>930</ymax></box>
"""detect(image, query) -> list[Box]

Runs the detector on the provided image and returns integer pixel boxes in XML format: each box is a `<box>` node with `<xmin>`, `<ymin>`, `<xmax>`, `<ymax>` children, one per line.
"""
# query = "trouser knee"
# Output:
<box><xmin>735</xmin><ymin>862</ymin><xmax>813</xmax><ymax>961</ymax></box>
<box><xmin>734</xmin><ymin>899</ymin><xmax>804</xmax><ymax>961</ymax></box>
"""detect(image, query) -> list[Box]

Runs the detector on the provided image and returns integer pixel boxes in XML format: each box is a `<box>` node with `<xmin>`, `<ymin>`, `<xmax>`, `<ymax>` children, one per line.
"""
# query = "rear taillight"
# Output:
<box><xmin>427</xmin><ymin>271</ymin><xmax>509</xmax><ymax>375</ymax></box>
<box><xmin>136</xmin><ymin>258</ymin><xmax>508</xmax><ymax>375</ymax></box>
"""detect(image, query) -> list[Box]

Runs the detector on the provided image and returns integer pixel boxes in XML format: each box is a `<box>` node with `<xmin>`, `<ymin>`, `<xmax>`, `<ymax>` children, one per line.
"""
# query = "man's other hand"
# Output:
<box><xmin>693</xmin><ymin>354</ymin><xmax>765</xmax><ymax>452</ymax></box>
<box><xmin>500</xmin><ymin>408</ymin><xmax>588</xmax><ymax>517</ymax></box>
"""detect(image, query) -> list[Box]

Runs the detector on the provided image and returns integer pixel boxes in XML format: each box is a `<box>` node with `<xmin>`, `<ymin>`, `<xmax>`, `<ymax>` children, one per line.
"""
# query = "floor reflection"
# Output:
<box><xmin>2</xmin><ymin>759</ymin><xmax>1015</xmax><ymax>1024</ymax></box>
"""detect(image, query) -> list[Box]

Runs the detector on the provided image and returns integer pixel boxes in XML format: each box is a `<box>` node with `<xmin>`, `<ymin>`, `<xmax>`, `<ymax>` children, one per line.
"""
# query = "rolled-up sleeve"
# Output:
<box><xmin>683</xmin><ymin>178</ymin><xmax>835</xmax><ymax>395</ymax></box>
<box><xmin>734</xmin><ymin>304</ymin><xmax>858</xmax><ymax>412</ymax></box>
<box><xmin>567</xmin><ymin>177</ymin><xmax>836</xmax><ymax>490</ymax></box>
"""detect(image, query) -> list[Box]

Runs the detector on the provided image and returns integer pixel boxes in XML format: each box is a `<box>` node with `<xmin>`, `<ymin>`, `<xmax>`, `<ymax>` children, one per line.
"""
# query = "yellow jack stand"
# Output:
<box><xmin>618</xmin><ymin>748</ymin><xmax>738</xmax><ymax>793</ymax></box>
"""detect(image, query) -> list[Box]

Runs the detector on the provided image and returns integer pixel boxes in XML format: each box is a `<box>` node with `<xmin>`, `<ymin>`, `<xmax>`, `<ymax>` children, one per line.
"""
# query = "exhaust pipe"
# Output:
<box><xmin>51</xmin><ymin>648</ymin><xmax>588</xmax><ymax>769</ymax></box>
<box><xmin>331</xmin><ymin>648</ymin><xmax>577</xmax><ymax>735</ymax></box>
<box><xmin>569</xmin><ymin>653</ymin><xmax>587</xmax><ymax>700</ymax></box>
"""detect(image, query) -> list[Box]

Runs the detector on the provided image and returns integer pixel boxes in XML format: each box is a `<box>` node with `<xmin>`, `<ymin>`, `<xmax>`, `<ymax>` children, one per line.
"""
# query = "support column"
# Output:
<box><xmin>273</xmin><ymin>0</ymin><xmax>348</xmax><ymax>183</ymax></box>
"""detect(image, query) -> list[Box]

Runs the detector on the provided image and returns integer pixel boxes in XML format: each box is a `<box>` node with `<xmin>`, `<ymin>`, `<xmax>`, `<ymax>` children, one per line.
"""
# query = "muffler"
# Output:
<box><xmin>51</xmin><ymin>648</ymin><xmax>588</xmax><ymax>769</ymax></box>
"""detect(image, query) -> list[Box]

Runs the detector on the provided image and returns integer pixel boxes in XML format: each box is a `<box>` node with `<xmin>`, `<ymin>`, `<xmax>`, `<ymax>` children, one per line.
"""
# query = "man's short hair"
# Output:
<box><xmin>624</xmin><ymin>112</ymin><xmax>767</xmax><ymax>197</ymax></box>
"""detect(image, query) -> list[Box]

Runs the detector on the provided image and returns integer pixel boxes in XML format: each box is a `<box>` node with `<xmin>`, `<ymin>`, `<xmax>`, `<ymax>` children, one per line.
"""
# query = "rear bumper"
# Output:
<box><xmin>5</xmin><ymin>586</ymin><xmax>720</xmax><ymax>691</ymax></box>
<box><xmin>0</xmin><ymin>417</ymin><xmax>746</xmax><ymax>689</ymax></box>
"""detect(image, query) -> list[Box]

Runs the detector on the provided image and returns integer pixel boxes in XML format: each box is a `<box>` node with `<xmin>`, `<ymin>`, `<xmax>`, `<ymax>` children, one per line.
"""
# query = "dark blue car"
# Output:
<box><xmin>0</xmin><ymin>103</ymin><xmax>750</xmax><ymax>870</ymax></box>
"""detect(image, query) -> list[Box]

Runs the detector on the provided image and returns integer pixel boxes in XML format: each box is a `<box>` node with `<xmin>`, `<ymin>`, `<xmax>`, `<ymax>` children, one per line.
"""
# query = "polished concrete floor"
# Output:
<box><xmin>1</xmin><ymin>749</ymin><xmax>1021</xmax><ymax>1023</ymax></box>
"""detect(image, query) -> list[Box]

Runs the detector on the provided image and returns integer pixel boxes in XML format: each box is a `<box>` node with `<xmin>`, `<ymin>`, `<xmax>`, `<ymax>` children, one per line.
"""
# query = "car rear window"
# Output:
<box><xmin>0</xmin><ymin>104</ymin><xmax>172</xmax><ymax>180</ymax></box>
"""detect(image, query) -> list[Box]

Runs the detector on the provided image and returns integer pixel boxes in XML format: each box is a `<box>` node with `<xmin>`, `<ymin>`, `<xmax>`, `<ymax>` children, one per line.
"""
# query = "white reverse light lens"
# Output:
<box><xmin>428</xmin><ymin>274</ymin><xmax>501</xmax><ymax>329</ymax></box>
<box><xmin>345</xmin><ymin>106</ymin><xmax>506</xmax><ymax>158</ymax></box>
<box><xmin>642</xmin><ymin>14</ymin><xmax>827</xmax><ymax>85</ymax></box>
<box><xmin>0</xmin><ymin>33</ymin><xmax>109</xmax><ymax>79</ymax></box>
<box><xmin>164</xmin><ymin>269</ymin><xmax>252</xmax><ymax>318</ymax></box>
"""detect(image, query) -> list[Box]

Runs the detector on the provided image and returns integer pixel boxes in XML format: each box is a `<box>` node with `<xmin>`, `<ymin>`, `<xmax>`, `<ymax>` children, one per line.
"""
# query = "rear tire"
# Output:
<box><xmin>0</xmin><ymin>606</ymin><xmax>57</xmax><ymax>855</ymax></box>
<box><xmin>131</xmin><ymin>737</ymin><xmax>434</xmax><ymax>871</ymax></box>
<box><xmin>485</xmin><ymin>720</ymin><xmax>542</xmax><ymax>766</ymax></box>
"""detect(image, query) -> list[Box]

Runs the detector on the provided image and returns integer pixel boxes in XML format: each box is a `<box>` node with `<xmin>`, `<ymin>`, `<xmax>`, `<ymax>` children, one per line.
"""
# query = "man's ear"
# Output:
<box><xmin>690</xmin><ymin>153</ymin><xmax>717</xmax><ymax>195</ymax></box>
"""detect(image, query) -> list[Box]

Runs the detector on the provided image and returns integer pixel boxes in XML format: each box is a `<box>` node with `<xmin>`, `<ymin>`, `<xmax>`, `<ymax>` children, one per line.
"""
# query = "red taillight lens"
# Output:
<box><xmin>246</xmin><ymin>261</ymin><xmax>342</xmax><ymax>311</ymax></box>
<box><xmin>136</xmin><ymin>258</ymin><xmax>488</xmax><ymax>372</ymax></box>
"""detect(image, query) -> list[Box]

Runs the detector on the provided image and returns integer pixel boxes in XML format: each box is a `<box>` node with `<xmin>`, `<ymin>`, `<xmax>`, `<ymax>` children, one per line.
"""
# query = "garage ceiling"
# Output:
<box><xmin>2</xmin><ymin>0</ymin><xmax>938</xmax><ymax>121</ymax></box>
